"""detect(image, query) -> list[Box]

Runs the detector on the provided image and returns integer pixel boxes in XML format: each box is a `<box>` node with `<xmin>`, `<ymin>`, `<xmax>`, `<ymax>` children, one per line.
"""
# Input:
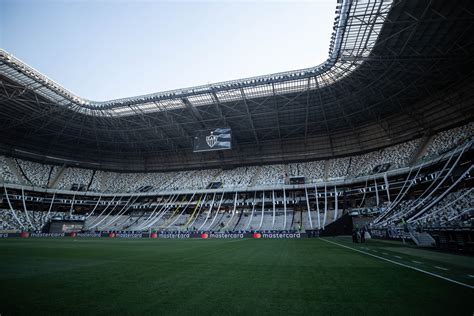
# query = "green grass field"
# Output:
<box><xmin>1</xmin><ymin>237</ymin><xmax>473</xmax><ymax>315</ymax></box>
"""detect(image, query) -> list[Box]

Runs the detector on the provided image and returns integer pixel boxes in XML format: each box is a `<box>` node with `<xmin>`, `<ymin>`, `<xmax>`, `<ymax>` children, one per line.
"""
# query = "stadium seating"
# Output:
<box><xmin>17</xmin><ymin>159</ymin><xmax>60</xmax><ymax>188</ymax></box>
<box><xmin>327</xmin><ymin>157</ymin><xmax>351</xmax><ymax>179</ymax></box>
<box><xmin>348</xmin><ymin>139</ymin><xmax>420</xmax><ymax>177</ymax></box>
<box><xmin>413</xmin><ymin>188</ymin><xmax>473</xmax><ymax>228</ymax></box>
<box><xmin>215</xmin><ymin>166</ymin><xmax>258</xmax><ymax>188</ymax></box>
<box><xmin>423</xmin><ymin>122</ymin><xmax>473</xmax><ymax>159</ymax></box>
<box><xmin>0</xmin><ymin>123</ymin><xmax>472</xmax><ymax>192</ymax></box>
<box><xmin>372</xmin><ymin>187</ymin><xmax>473</xmax><ymax>231</ymax></box>
<box><xmin>0</xmin><ymin>209</ymin><xmax>67</xmax><ymax>232</ymax></box>
<box><xmin>0</xmin><ymin>156</ymin><xmax>21</xmax><ymax>184</ymax></box>
<box><xmin>255</xmin><ymin>164</ymin><xmax>286</xmax><ymax>186</ymax></box>
<box><xmin>288</xmin><ymin>161</ymin><xmax>325</xmax><ymax>182</ymax></box>
<box><xmin>56</xmin><ymin>167</ymin><xmax>94</xmax><ymax>191</ymax></box>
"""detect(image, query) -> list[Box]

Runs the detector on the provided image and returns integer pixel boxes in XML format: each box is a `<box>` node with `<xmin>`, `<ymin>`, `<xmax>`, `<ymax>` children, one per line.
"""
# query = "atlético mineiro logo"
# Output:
<box><xmin>206</xmin><ymin>132</ymin><xmax>218</xmax><ymax>148</ymax></box>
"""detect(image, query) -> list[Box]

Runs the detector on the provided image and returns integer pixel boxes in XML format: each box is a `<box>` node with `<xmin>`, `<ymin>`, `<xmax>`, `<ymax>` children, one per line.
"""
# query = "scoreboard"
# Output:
<box><xmin>193</xmin><ymin>128</ymin><xmax>232</xmax><ymax>152</ymax></box>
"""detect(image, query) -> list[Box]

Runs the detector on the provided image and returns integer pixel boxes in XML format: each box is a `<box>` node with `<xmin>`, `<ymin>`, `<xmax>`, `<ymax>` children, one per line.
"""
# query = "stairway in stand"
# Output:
<box><xmin>249</xmin><ymin>166</ymin><xmax>262</xmax><ymax>187</ymax></box>
<box><xmin>4</xmin><ymin>157</ymin><xmax>27</xmax><ymax>185</ymax></box>
<box><xmin>49</xmin><ymin>164</ymin><xmax>66</xmax><ymax>189</ymax></box>
<box><xmin>409</xmin><ymin>134</ymin><xmax>433</xmax><ymax>165</ymax></box>
<box><xmin>410</xmin><ymin>231</ymin><xmax>436</xmax><ymax>247</ymax></box>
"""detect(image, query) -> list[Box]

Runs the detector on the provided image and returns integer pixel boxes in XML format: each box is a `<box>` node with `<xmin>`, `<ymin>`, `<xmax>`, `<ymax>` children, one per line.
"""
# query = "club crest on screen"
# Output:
<box><xmin>206</xmin><ymin>132</ymin><xmax>218</xmax><ymax>148</ymax></box>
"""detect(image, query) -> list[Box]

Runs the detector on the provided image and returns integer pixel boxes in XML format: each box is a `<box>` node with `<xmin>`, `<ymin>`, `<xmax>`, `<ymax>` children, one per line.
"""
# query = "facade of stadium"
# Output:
<box><xmin>0</xmin><ymin>0</ymin><xmax>473</xmax><ymax>239</ymax></box>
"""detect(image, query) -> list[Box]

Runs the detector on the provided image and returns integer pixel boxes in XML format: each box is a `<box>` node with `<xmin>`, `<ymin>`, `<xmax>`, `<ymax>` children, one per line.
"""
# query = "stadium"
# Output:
<box><xmin>0</xmin><ymin>0</ymin><xmax>473</xmax><ymax>314</ymax></box>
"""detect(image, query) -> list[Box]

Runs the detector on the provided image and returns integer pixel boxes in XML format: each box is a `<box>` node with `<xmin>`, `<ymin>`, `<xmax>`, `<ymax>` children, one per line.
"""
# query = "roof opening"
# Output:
<box><xmin>1</xmin><ymin>0</ymin><xmax>335</xmax><ymax>101</ymax></box>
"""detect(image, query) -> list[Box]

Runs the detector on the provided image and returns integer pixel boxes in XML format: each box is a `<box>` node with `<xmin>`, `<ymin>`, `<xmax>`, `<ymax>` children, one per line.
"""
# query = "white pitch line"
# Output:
<box><xmin>412</xmin><ymin>260</ymin><xmax>423</xmax><ymax>264</ymax></box>
<box><xmin>382</xmin><ymin>252</ymin><xmax>389</xmax><ymax>255</ymax></box>
<box><xmin>320</xmin><ymin>238</ymin><xmax>474</xmax><ymax>289</ymax></box>
<box><xmin>394</xmin><ymin>255</ymin><xmax>402</xmax><ymax>259</ymax></box>
<box><xmin>468</xmin><ymin>275</ymin><xmax>474</xmax><ymax>278</ymax></box>
<box><xmin>434</xmin><ymin>266</ymin><xmax>449</xmax><ymax>271</ymax></box>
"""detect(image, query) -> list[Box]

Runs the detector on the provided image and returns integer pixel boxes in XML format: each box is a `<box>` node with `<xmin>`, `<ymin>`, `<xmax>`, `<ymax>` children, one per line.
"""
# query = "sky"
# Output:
<box><xmin>0</xmin><ymin>0</ymin><xmax>336</xmax><ymax>101</ymax></box>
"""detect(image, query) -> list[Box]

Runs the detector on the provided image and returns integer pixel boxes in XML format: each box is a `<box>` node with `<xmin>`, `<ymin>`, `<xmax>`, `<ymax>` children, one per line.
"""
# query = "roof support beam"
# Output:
<box><xmin>182</xmin><ymin>98</ymin><xmax>206</xmax><ymax>130</ymax></box>
<box><xmin>240</xmin><ymin>88</ymin><xmax>260</xmax><ymax>147</ymax></box>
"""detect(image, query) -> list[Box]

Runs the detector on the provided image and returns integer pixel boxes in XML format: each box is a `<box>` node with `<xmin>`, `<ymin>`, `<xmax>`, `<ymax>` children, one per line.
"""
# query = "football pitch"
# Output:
<box><xmin>0</xmin><ymin>237</ymin><xmax>473</xmax><ymax>315</ymax></box>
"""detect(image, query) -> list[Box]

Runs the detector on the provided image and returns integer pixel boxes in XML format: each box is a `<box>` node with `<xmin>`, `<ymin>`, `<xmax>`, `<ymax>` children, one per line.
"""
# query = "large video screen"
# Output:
<box><xmin>193</xmin><ymin>128</ymin><xmax>232</xmax><ymax>152</ymax></box>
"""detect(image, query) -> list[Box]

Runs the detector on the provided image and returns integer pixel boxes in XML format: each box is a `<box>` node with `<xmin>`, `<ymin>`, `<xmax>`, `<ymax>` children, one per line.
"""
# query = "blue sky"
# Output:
<box><xmin>0</xmin><ymin>0</ymin><xmax>335</xmax><ymax>101</ymax></box>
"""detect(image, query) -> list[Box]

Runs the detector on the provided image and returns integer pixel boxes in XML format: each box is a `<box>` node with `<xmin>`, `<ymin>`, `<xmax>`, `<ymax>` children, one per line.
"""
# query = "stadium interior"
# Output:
<box><xmin>0</xmin><ymin>0</ymin><xmax>473</xmax><ymax>314</ymax></box>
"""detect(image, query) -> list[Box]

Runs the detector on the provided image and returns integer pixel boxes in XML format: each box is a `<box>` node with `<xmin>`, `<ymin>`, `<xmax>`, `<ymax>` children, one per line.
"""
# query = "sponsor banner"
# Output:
<box><xmin>159</xmin><ymin>232</ymin><xmax>246</xmax><ymax>239</ymax></box>
<box><xmin>200</xmin><ymin>232</ymin><xmax>305</xmax><ymax>239</ymax></box>
<box><xmin>208</xmin><ymin>233</ymin><xmax>245</xmax><ymax>239</ymax></box>
<box><xmin>0</xmin><ymin>231</ymin><xmax>308</xmax><ymax>239</ymax></box>
<box><xmin>30</xmin><ymin>233</ymin><xmax>65</xmax><ymax>238</ymax></box>
<box><xmin>75</xmin><ymin>233</ymin><xmax>102</xmax><ymax>238</ymax></box>
<box><xmin>101</xmin><ymin>232</ymin><xmax>145</xmax><ymax>238</ymax></box>
<box><xmin>158</xmin><ymin>233</ymin><xmax>191</xmax><ymax>239</ymax></box>
<box><xmin>115</xmin><ymin>233</ymin><xmax>144</xmax><ymax>238</ymax></box>
<box><xmin>261</xmin><ymin>233</ymin><xmax>304</xmax><ymax>239</ymax></box>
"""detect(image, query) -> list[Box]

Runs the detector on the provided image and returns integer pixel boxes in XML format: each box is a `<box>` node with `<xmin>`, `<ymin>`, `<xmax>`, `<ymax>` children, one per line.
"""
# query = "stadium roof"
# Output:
<box><xmin>0</xmin><ymin>0</ymin><xmax>356</xmax><ymax>116</ymax></box>
<box><xmin>0</xmin><ymin>0</ymin><xmax>473</xmax><ymax>171</ymax></box>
